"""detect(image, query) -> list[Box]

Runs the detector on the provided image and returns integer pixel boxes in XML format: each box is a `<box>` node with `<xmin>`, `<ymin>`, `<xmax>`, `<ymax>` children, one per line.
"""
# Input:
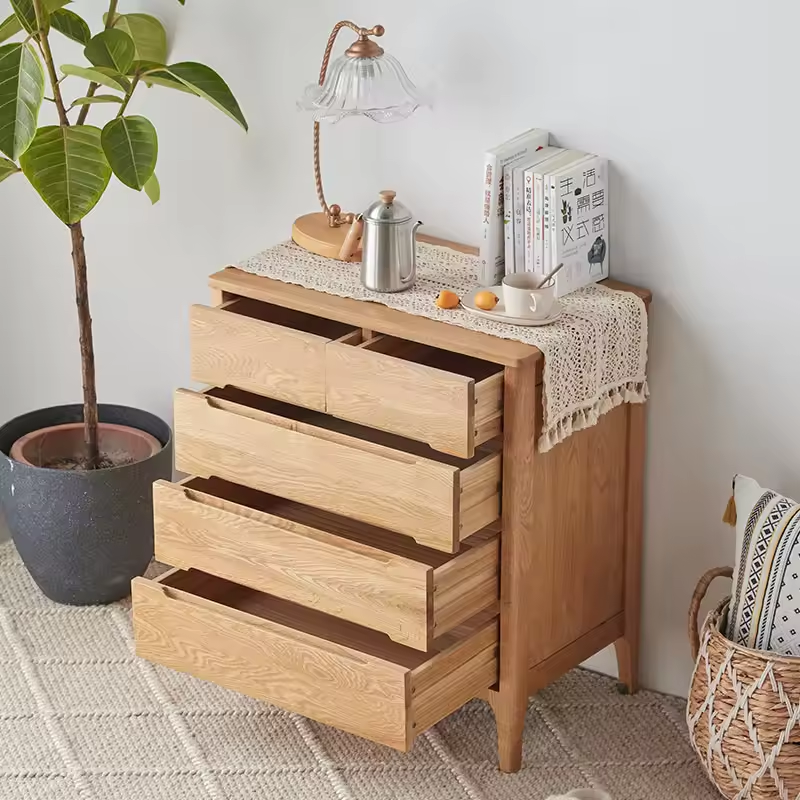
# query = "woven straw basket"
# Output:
<box><xmin>687</xmin><ymin>567</ymin><xmax>800</xmax><ymax>800</ymax></box>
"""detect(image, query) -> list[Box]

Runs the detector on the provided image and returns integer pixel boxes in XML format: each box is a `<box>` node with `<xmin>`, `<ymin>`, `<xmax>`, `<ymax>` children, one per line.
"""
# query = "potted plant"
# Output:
<box><xmin>0</xmin><ymin>0</ymin><xmax>247</xmax><ymax>604</ymax></box>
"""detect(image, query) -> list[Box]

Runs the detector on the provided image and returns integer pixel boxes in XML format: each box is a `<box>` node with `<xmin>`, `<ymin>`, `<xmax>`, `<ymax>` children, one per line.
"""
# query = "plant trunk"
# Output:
<box><xmin>69</xmin><ymin>222</ymin><xmax>100</xmax><ymax>468</ymax></box>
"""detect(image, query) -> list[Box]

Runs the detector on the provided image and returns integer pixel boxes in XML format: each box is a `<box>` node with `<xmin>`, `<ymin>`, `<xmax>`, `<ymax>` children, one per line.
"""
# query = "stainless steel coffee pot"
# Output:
<box><xmin>360</xmin><ymin>191</ymin><xmax>421</xmax><ymax>293</ymax></box>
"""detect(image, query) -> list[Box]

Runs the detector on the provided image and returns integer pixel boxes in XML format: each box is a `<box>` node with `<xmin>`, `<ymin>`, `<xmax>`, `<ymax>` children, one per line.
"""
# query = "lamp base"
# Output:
<box><xmin>292</xmin><ymin>212</ymin><xmax>360</xmax><ymax>262</ymax></box>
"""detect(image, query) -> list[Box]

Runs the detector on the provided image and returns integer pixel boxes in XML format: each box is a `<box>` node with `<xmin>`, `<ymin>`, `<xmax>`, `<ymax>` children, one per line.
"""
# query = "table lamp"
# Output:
<box><xmin>293</xmin><ymin>21</ymin><xmax>425</xmax><ymax>260</ymax></box>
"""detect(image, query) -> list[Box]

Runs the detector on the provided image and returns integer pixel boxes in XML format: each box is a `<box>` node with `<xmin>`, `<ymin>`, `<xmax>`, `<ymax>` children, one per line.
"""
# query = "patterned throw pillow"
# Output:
<box><xmin>726</xmin><ymin>475</ymin><xmax>800</xmax><ymax>655</ymax></box>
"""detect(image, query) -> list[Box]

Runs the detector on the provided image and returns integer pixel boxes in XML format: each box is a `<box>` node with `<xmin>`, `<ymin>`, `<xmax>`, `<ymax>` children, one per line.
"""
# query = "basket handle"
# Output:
<box><xmin>689</xmin><ymin>566</ymin><xmax>733</xmax><ymax>659</ymax></box>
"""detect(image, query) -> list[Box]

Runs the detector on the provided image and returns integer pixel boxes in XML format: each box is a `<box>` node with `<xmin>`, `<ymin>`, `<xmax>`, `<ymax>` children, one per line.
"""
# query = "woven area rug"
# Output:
<box><xmin>0</xmin><ymin>541</ymin><xmax>717</xmax><ymax>800</ymax></box>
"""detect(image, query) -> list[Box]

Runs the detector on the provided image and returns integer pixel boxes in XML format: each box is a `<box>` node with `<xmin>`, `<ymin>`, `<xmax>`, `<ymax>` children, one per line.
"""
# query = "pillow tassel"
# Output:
<box><xmin>722</xmin><ymin>494</ymin><xmax>737</xmax><ymax>527</ymax></box>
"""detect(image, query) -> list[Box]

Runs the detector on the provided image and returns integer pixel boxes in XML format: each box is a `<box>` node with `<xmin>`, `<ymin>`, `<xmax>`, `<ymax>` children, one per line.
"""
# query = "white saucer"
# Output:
<box><xmin>461</xmin><ymin>286</ymin><xmax>563</xmax><ymax>326</ymax></box>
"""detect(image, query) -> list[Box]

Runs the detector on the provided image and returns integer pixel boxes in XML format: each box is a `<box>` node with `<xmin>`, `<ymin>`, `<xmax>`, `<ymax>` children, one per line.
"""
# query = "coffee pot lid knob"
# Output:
<box><xmin>364</xmin><ymin>189</ymin><xmax>411</xmax><ymax>223</ymax></box>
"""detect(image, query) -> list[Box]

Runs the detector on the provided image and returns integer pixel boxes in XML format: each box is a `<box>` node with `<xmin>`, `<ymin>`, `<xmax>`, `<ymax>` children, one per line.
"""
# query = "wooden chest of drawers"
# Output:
<box><xmin>132</xmin><ymin>238</ymin><xmax>649</xmax><ymax>772</ymax></box>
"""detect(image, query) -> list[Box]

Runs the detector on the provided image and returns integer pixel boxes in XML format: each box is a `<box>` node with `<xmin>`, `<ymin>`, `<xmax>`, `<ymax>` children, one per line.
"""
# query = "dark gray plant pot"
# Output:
<box><xmin>0</xmin><ymin>404</ymin><xmax>172</xmax><ymax>605</ymax></box>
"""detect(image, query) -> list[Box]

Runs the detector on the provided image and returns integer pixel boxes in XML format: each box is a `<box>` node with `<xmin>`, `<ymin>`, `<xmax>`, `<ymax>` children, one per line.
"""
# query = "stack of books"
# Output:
<box><xmin>479</xmin><ymin>128</ymin><xmax>609</xmax><ymax>297</ymax></box>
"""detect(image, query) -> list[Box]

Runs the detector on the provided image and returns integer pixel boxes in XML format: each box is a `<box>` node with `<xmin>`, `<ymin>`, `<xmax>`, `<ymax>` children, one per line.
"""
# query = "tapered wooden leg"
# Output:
<box><xmin>615</xmin><ymin>402</ymin><xmax>646</xmax><ymax>694</ymax></box>
<box><xmin>614</xmin><ymin>637</ymin><xmax>638</xmax><ymax>695</ymax></box>
<box><xmin>491</xmin><ymin>355</ymin><xmax>539</xmax><ymax>772</ymax></box>
<box><xmin>489</xmin><ymin>690</ymin><xmax>527</xmax><ymax>772</ymax></box>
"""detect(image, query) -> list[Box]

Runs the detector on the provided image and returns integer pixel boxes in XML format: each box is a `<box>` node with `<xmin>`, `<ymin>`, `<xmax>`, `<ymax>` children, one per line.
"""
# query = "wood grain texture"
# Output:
<box><xmin>132</xmin><ymin>570</ymin><xmax>498</xmax><ymax>752</ymax></box>
<box><xmin>474</xmin><ymin>372</ymin><xmax>504</xmax><ymax>444</ymax></box>
<box><xmin>327</xmin><ymin>335</ymin><xmax>503</xmax><ymax>458</ymax></box>
<box><xmin>459</xmin><ymin>453</ymin><xmax>502</xmax><ymax>542</ymax></box>
<box><xmin>208</xmin><ymin>270</ymin><xmax>540</xmax><ymax>368</ymax></box>
<box><xmin>133</xmin><ymin>573</ymin><xmax>410</xmax><ymax>750</ymax></box>
<box><xmin>492</xmin><ymin>355</ymin><xmax>539</xmax><ymax>773</ymax></box>
<box><xmin>615</xmin><ymin>401</ymin><xmax>647</xmax><ymax>694</ymax></box>
<box><xmin>190</xmin><ymin>299</ymin><xmax>355</xmax><ymax>411</ymax></box>
<box><xmin>411</xmin><ymin>616</ymin><xmax>498</xmax><ymax>697</ymax></box>
<box><xmin>413</xmin><ymin>644</ymin><xmax>497</xmax><ymax>733</ymax></box>
<box><xmin>208</xmin><ymin>287</ymin><xmax>227</xmax><ymax>306</ymax></box>
<box><xmin>434</xmin><ymin>536</ymin><xmax>500</xmax><ymax>635</ymax></box>
<box><xmin>527</xmin><ymin>613</ymin><xmax>624</xmax><ymax>695</ymax></box>
<box><xmin>327</xmin><ymin>336</ymin><xmax>481</xmax><ymax>458</ymax></box>
<box><xmin>153</xmin><ymin>478</ymin><xmax>499</xmax><ymax>650</ymax></box>
<box><xmin>173</xmin><ymin>388</ymin><xmax>499</xmax><ymax>552</ymax></box>
<box><xmin>292</xmin><ymin>211</ymin><xmax>361</xmax><ymax>262</ymax></box>
<box><xmin>148</xmin><ymin>241</ymin><xmax>652</xmax><ymax>770</ymax></box>
<box><xmin>526</xmin><ymin>403</ymin><xmax>628</xmax><ymax>667</ymax></box>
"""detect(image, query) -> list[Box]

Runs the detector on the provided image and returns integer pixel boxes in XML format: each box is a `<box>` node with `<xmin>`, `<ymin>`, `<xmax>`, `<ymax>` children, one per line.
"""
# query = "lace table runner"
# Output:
<box><xmin>237</xmin><ymin>241</ymin><xmax>649</xmax><ymax>452</ymax></box>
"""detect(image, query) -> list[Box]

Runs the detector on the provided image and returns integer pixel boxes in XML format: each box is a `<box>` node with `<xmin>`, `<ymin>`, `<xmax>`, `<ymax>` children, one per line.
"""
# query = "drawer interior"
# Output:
<box><xmin>204</xmin><ymin>386</ymin><xmax>497</xmax><ymax>469</ymax></box>
<box><xmin>159</xmin><ymin>567</ymin><xmax>492</xmax><ymax>667</ymax></box>
<box><xmin>183</xmin><ymin>476</ymin><xmax>496</xmax><ymax>567</ymax></box>
<box><xmin>222</xmin><ymin>297</ymin><xmax>357</xmax><ymax>341</ymax></box>
<box><xmin>355</xmin><ymin>334</ymin><xmax>504</xmax><ymax>383</ymax></box>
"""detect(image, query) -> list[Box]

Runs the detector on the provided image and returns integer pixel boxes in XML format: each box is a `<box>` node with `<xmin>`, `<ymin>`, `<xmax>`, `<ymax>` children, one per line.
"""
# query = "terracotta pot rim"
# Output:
<box><xmin>10</xmin><ymin>421</ymin><xmax>162</xmax><ymax>470</ymax></box>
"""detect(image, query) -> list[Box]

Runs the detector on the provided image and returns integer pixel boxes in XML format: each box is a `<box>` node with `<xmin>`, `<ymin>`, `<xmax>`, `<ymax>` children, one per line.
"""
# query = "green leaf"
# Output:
<box><xmin>101</xmin><ymin>115</ymin><xmax>157</xmax><ymax>191</ymax></box>
<box><xmin>135</xmin><ymin>62</ymin><xmax>194</xmax><ymax>93</ymax></box>
<box><xmin>0</xmin><ymin>0</ymin><xmax>70</xmax><ymax>43</ymax></box>
<box><xmin>143</xmin><ymin>172</ymin><xmax>159</xmax><ymax>204</ymax></box>
<box><xmin>0</xmin><ymin>14</ymin><xmax>22</xmax><ymax>44</ymax></box>
<box><xmin>50</xmin><ymin>8</ymin><xmax>89</xmax><ymax>45</ymax></box>
<box><xmin>71</xmin><ymin>94</ymin><xmax>123</xmax><ymax>106</ymax></box>
<box><xmin>0</xmin><ymin>156</ymin><xmax>20</xmax><ymax>182</ymax></box>
<box><xmin>20</xmin><ymin>125</ymin><xmax>111</xmax><ymax>224</ymax></box>
<box><xmin>156</xmin><ymin>62</ymin><xmax>247</xmax><ymax>130</ymax></box>
<box><xmin>0</xmin><ymin>43</ymin><xmax>45</xmax><ymax>160</ymax></box>
<box><xmin>113</xmin><ymin>14</ymin><xmax>167</xmax><ymax>64</ymax></box>
<box><xmin>85</xmin><ymin>29</ymin><xmax>134</xmax><ymax>74</ymax></box>
<box><xmin>10</xmin><ymin>0</ymin><xmax>46</xmax><ymax>34</ymax></box>
<box><xmin>145</xmin><ymin>72</ymin><xmax>194</xmax><ymax>93</ymax></box>
<box><xmin>60</xmin><ymin>63</ymin><xmax>130</xmax><ymax>92</ymax></box>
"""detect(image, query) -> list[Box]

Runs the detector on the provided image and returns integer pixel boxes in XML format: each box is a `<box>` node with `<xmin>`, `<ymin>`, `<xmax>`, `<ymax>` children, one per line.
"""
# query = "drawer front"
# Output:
<box><xmin>327</xmin><ymin>335</ymin><xmax>503</xmax><ymax>458</ymax></box>
<box><xmin>190</xmin><ymin>299</ymin><xmax>358</xmax><ymax>411</ymax></box>
<box><xmin>153</xmin><ymin>478</ymin><xmax>499</xmax><ymax>650</ymax></box>
<box><xmin>173</xmin><ymin>388</ymin><xmax>501</xmax><ymax>552</ymax></box>
<box><xmin>133</xmin><ymin>570</ymin><xmax>499</xmax><ymax>751</ymax></box>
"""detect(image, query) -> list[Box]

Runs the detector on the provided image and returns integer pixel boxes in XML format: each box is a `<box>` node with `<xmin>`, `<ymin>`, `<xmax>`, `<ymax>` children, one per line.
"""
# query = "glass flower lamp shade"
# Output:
<box><xmin>292</xmin><ymin>22</ymin><xmax>425</xmax><ymax>261</ymax></box>
<box><xmin>298</xmin><ymin>52</ymin><xmax>425</xmax><ymax>124</ymax></box>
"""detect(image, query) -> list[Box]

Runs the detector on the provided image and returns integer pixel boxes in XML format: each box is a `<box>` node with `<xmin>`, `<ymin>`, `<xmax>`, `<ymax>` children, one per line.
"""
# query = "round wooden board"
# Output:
<box><xmin>292</xmin><ymin>212</ymin><xmax>361</xmax><ymax>262</ymax></box>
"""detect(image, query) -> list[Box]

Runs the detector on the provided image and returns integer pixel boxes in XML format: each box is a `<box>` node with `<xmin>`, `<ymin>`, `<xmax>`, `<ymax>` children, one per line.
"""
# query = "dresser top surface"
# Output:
<box><xmin>210</xmin><ymin>236</ymin><xmax>650</xmax><ymax>368</ymax></box>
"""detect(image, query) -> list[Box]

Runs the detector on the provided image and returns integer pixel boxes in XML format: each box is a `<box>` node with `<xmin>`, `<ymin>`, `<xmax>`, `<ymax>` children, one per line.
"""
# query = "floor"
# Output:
<box><xmin>0</xmin><ymin>542</ymin><xmax>720</xmax><ymax>800</ymax></box>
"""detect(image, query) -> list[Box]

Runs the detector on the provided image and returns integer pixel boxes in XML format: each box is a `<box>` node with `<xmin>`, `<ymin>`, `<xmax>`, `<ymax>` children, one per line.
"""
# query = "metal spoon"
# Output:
<box><xmin>535</xmin><ymin>262</ymin><xmax>564</xmax><ymax>289</ymax></box>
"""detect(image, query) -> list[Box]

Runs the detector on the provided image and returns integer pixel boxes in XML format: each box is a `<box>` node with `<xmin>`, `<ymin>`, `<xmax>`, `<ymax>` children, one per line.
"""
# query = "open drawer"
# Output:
<box><xmin>132</xmin><ymin>569</ymin><xmax>498</xmax><ymax>751</ymax></box>
<box><xmin>327</xmin><ymin>333</ymin><xmax>504</xmax><ymax>458</ymax></box>
<box><xmin>190</xmin><ymin>297</ymin><xmax>359</xmax><ymax>411</ymax></box>
<box><xmin>154</xmin><ymin>476</ymin><xmax>499</xmax><ymax>651</ymax></box>
<box><xmin>173</xmin><ymin>387</ymin><xmax>501</xmax><ymax>552</ymax></box>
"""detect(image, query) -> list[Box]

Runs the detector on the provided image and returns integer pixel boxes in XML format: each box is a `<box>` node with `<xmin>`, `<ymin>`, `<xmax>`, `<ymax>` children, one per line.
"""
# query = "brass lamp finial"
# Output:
<box><xmin>345</xmin><ymin>25</ymin><xmax>385</xmax><ymax>58</ymax></box>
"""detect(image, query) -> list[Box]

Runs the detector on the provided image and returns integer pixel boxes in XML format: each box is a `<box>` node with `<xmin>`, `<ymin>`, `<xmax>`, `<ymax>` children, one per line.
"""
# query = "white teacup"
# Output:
<box><xmin>501</xmin><ymin>273</ymin><xmax>557</xmax><ymax>320</ymax></box>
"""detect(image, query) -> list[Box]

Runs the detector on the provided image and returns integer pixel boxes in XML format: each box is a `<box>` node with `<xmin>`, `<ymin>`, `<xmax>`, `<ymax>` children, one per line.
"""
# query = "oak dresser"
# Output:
<box><xmin>132</xmin><ymin>238</ymin><xmax>650</xmax><ymax>772</ymax></box>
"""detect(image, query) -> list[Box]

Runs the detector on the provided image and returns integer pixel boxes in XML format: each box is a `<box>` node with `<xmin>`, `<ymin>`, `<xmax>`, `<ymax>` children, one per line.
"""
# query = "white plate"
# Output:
<box><xmin>461</xmin><ymin>286</ymin><xmax>563</xmax><ymax>327</ymax></box>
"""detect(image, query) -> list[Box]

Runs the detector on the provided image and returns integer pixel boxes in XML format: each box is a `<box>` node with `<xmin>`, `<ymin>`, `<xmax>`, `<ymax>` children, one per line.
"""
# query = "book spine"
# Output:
<box><xmin>551</xmin><ymin>174</ymin><xmax>563</xmax><ymax>294</ymax></box>
<box><xmin>478</xmin><ymin>153</ymin><xmax>501</xmax><ymax>286</ymax></box>
<box><xmin>534</xmin><ymin>172</ymin><xmax>545</xmax><ymax>275</ymax></box>
<box><xmin>513</xmin><ymin>168</ymin><xmax>526</xmax><ymax>272</ymax></box>
<box><xmin>548</xmin><ymin>174</ymin><xmax>557</xmax><ymax>282</ymax></box>
<box><xmin>503</xmin><ymin>163</ymin><xmax>515</xmax><ymax>275</ymax></box>
<box><xmin>523</xmin><ymin>170</ymin><xmax>535</xmax><ymax>272</ymax></box>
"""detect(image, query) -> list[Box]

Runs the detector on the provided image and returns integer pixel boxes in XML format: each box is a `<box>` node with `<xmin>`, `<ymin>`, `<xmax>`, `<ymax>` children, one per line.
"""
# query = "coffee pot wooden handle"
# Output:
<box><xmin>338</xmin><ymin>216</ymin><xmax>363</xmax><ymax>262</ymax></box>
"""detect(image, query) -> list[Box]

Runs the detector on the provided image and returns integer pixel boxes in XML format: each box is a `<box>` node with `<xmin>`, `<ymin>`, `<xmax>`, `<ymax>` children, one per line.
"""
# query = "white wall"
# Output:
<box><xmin>1</xmin><ymin>0</ymin><xmax>797</xmax><ymax>697</ymax></box>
